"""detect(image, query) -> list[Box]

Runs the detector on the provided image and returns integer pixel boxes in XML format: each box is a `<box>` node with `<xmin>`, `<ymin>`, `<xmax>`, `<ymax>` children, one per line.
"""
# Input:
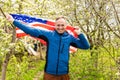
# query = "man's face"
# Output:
<box><xmin>55</xmin><ymin>18</ymin><xmax>67</xmax><ymax>34</ymax></box>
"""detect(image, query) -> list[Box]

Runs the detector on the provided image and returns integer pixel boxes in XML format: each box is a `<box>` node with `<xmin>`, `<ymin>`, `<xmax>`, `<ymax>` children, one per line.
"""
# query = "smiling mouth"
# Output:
<box><xmin>58</xmin><ymin>30</ymin><xmax>64</xmax><ymax>32</ymax></box>
<box><xmin>58</xmin><ymin>28</ymin><xmax>64</xmax><ymax>30</ymax></box>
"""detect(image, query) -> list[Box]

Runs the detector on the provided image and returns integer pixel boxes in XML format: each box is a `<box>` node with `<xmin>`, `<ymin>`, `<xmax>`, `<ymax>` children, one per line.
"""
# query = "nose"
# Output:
<box><xmin>59</xmin><ymin>26</ymin><xmax>63</xmax><ymax>29</ymax></box>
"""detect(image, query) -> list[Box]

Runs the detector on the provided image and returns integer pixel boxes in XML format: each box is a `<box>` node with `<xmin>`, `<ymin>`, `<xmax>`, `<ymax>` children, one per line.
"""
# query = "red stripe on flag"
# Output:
<box><xmin>46</xmin><ymin>21</ymin><xmax>55</xmax><ymax>26</ymax></box>
<box><xmin>16</xmin><ymin>33</ymin><xmax>27</xmax><ymax>38</ymax></box>
<box><xmin>30</xmin><ymin>23</ymin><xmax>55</xmax><ymax>30</ymax></box>
<box><xmin>16</xmin><ymin>27</ymin><xmax>20</xmax><ymax>30</ymax></box>
<box><xmin>66</xmin><ymin>26</ymin><xmax>78</xmax><ymax>38</ymax></box>
<box><xmin>70</xmin><ymin>46</ymin><xmax>77</xmax><ymax>53</ymax></box>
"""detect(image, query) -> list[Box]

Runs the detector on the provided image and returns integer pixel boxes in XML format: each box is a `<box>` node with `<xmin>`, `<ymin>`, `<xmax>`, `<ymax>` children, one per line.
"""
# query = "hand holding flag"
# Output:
<box><xmin>6</xmin><ymin>14</ymin><xmax>14</xmax><ymax>23</ymax></box>
<box><xmin>74</xmin><ymin>26</ymin><xmax>82</xmax><ymax>35</ymax></box>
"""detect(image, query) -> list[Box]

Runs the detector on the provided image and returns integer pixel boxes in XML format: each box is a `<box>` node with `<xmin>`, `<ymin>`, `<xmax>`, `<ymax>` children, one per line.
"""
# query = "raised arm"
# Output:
<box><xmin>6</xmin><ymin>14</ymin><xmax>51</xmax><ymax>38</ymax></box>
<box><xmin>70</xmin><ymin>26</ymin><xmax>90</xmax><ymax>49</ymax></box>
<box><xmin>70</xmin><ymin>33</ymin><xmax>90</xmax><ymax>49</ymax></box>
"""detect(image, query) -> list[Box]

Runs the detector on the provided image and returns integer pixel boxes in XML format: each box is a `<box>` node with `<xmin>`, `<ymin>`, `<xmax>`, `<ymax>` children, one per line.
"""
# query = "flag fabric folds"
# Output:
<box><xmin>11</xmin><ymin>14</ymin><xmax>78</xmax><ymax>53</ymax></box>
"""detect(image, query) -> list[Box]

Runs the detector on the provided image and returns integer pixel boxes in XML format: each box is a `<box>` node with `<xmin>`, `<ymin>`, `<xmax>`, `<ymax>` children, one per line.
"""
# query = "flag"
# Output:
<box><xmin>11</xmin><ymin>14</ymin><xmax>78</xmax><ymax>53</ymax></box>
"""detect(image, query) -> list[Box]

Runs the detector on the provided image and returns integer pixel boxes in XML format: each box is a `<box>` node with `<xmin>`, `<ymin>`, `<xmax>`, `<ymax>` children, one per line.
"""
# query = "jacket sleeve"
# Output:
<box><xmin>70</xmin><ymin>33</ymin><xmax>90</xmax><ymax>49</ymax></box>
<box><xmin>13</xmin><ymin>20</ymin><xmax>51</xmax><ymax>38</ymax></box>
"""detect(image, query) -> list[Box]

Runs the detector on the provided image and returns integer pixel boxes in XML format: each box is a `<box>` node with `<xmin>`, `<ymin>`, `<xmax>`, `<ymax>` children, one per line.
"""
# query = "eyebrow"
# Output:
<box><xmin>56</xmin><ymin>24</ymin><xmax>65</xmax><ymax>26</ymax></box>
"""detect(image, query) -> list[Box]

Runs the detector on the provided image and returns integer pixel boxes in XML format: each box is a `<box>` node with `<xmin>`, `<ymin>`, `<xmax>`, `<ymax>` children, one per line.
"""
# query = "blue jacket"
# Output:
<box><xmin>13</xmin><ymin>20</ymin><xmax>90</xmax><ymax>75</ymax></box>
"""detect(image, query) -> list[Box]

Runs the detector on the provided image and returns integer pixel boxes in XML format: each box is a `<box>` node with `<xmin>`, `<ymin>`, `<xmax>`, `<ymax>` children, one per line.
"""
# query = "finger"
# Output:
<box><xmin>74</xmin><ymin>26</ymin><xmax>80</xmax><ymax>30</ymax></box>
<box><xmin>5</xmin><ymin>14</ymin><xmax>9</xmax><ymax>19</ymax></box>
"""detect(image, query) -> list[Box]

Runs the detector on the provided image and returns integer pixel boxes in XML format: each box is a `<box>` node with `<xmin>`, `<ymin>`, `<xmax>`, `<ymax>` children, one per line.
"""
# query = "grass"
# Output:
<box><xmin>6</xmin><ymin>55</ymin><xmax>45</xmax><ymax>80</ymax></box>
<box><xmin>69</xmin><ymin>48</ymin><xmax>118</xmax><ymax>80</ymax></box>
<box><xmin>1</xmin><ymin>46</ymin><xmax>120</xmax><ymax>80</ymax></box>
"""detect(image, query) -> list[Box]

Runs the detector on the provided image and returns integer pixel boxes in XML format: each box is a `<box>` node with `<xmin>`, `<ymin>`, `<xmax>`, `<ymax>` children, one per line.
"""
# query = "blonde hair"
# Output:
<box><xmin>55</xmin><ymin>16</ymin><xmax>66</xmax><ymax>21</ymax></box>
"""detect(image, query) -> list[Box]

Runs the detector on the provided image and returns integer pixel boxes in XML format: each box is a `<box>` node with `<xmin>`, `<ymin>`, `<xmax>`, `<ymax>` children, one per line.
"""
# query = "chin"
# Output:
<box><xmin>58</xmin><ymin>32</ymin><xmax>64</xmax><ymax>34</ymax></box>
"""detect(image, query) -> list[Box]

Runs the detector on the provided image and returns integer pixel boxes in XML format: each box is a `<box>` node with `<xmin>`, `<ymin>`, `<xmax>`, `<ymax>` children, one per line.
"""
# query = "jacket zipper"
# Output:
<box><xmin>56</xmin><ymin>35</ymin><xmax>62</xmax><ymax>75</ymax></box>
<box><xmin>61</xmin><ymin>44</ymin><xmax>64</xmax><ymax>53</ymax></box>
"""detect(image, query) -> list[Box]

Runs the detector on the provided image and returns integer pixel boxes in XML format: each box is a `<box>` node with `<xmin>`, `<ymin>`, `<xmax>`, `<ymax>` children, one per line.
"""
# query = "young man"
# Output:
<box><xmin>6</xmin><ymin>15</ymin><xmax>90</xmax><ymax>80</ymax></box>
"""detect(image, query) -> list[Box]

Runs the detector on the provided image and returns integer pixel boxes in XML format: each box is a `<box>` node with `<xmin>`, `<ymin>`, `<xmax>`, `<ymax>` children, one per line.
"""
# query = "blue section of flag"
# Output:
<box><xmin>10</xmin><ymin>14</ymin><xmax>47</xmax><ymax>24</ymax></box>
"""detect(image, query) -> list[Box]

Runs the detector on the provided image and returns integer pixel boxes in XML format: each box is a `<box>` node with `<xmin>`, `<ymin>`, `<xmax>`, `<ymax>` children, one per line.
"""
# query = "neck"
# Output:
<box><xmin>55</xmin><ymin>30</ymin><xmax>64</xmax><ymax>35</ymax></box>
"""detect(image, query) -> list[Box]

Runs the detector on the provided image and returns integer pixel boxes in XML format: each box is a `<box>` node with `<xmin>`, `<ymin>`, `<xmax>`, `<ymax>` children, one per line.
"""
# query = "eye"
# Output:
<box><xmin>57</xmin><ymin>24</ymin><xmax>60</xmax><ymax>26</ymax></box>
<box><xmin>61</xmin><ymin>24</ymin><xmax>64</xmax><ymax>26</ymax></box>
<box><xmin>57</xmin><ymin>24</ymin><xmax>65</xmax><ymax>26</ymax></box>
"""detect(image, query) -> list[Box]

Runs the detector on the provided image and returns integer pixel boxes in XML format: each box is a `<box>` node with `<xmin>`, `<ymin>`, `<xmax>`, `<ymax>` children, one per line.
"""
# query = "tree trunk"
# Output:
<box><xmin>1</xmin><ymin>54</ymin><xmax>10</xmax><ymax>80</ymax></box>
<box><xmin>39</xmin><ymin>43</ymin><xmax>44</xmax><ymax>60</ymax></box>
<box><xmin>1</xmin><ymin>27</ymin><xmax>16</xmax><ymax>80</ymax></box>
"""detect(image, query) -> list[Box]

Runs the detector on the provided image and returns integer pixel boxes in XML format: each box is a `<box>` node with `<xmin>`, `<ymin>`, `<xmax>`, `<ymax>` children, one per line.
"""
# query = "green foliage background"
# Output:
<box><xmin>0</xmin><ymin>0</ymin><xmax>120</xmax><ymax>80</ymax></box>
